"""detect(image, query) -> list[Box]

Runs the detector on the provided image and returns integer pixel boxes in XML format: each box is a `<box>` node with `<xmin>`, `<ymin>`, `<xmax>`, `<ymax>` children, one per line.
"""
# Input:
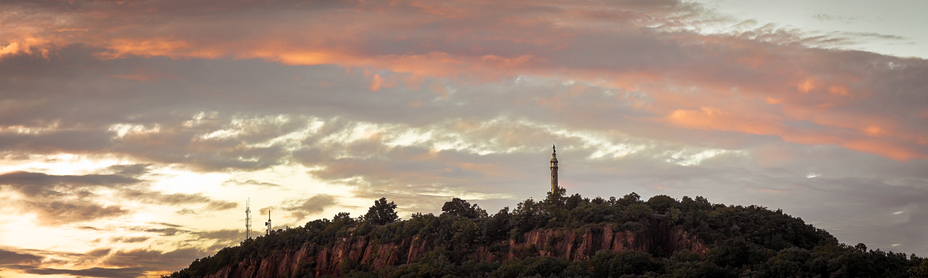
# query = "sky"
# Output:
<box><xmin>1</xmin><ymin>0</ymin><xmax>927</xmax><ymax>277</ymax></box>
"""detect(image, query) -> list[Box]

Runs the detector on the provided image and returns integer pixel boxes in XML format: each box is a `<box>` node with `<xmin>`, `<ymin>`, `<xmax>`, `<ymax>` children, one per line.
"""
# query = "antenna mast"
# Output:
<box><xmin>245</xmin><ymin>198</ymin><xmax>251</xmax><ymax>240</ymax></box>
<box><xmin>265</xmin><ymin>210</ymin><xmax>272</xmax><ymax>236</ymax></box>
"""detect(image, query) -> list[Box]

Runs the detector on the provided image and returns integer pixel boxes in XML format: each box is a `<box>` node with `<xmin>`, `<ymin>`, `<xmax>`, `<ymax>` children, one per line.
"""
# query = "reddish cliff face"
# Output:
<box><xmin>203</xmin><ymin>224</ymin><xmax>706</xmax><ymax>278</ymax></box>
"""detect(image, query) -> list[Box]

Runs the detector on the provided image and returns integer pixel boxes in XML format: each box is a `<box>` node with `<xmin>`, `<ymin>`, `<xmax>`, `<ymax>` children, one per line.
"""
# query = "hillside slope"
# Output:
<box><xmin>166</xmin><ymin>191</ymin><xmax>927</xmax><ymax>277</ymax></box>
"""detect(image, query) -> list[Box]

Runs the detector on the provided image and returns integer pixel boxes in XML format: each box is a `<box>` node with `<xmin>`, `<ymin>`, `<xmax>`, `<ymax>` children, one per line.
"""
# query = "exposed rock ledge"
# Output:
<box><xmin>204</xmin><ymin>224</ymin><xmax>706</xmax><ymax>278</ymax></box>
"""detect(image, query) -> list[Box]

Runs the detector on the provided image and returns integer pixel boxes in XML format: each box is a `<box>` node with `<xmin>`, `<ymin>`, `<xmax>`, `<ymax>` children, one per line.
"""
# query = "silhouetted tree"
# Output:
<box><xmin>441</xmin><ymin>198</ymin><xmax>487</xmax><ymax>219</ymax></box>
<box><xmin>364</xmin><ymin>197</ymin><xmax>398</xmax><ymax>225</ymax></box>
<box><xmin>911</xmin><ymin>258</ymin><xmax>928</xmax><ymax>278</ymax></box>
<box><xmin>647</xmin><ymin>194</ymin><xmax>678</xmax><ymax>214</ymax></box>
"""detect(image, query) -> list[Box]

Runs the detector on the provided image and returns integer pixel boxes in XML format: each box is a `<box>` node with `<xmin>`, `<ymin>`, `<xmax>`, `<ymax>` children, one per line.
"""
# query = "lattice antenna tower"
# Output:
<box><xmin>245</xmin><ymin>198</ymin><xmax>252</xmax><ymax>240</ymax></box>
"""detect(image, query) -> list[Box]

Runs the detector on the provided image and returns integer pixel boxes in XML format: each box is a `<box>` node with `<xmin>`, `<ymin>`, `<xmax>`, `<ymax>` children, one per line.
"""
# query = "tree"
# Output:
<box><xmin>618</xmin><ymin>192</ymin><xmax>641</xmax><ymax>206</ymax></box>
<box><xmin>544</xmin><ymin>187</ymin><xmax>567</xmax><ymax>208</ymax></box>
<box><xmin>911</xmin><ymin>258</ymin><xmax>928</xmax><ymax>278</ymax></box>
<box><xmin>441</xmin><ymin>198</ymin><xmax>486</xmax><ymax>219</ymax></box>
<box><xmin>646</xmin><ymin>194</ymin><xmax>678</xmax><ymax>214</ymax></box>
<box><xmin>364</xmin><ymin>197</ymin><xmax>398</xmax><ymax>225</ymax></box>
<box><xmin>564</xmin><ymin>193</ymin><xmax>585</xmax><ymax>210</ymax></box>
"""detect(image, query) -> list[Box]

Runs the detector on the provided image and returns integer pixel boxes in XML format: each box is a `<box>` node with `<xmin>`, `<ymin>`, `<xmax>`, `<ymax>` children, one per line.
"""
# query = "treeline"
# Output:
<box><xmin>167</xmin><ymin>190</ymin><xmax>928</xmax><ymax>277</ymax></box>
<box><xmin>369</xmin><ymin>243</ymin><xmax>924</xmax><ymax>278</ymax></box>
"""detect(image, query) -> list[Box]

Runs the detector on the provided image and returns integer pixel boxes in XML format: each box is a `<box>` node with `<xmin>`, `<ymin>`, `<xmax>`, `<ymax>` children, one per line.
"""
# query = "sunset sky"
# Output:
<box><xmin>1</xmin><ymin>0</ymin><xmax>927</xmax><ymax>277</ymax></box>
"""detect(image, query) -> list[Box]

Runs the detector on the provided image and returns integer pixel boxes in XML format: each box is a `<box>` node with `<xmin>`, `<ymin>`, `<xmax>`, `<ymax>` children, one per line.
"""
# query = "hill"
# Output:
<box><xmin>165</xmin><ymin>190</ymin><xmax>928</xmax><ymax>277</ymax></box>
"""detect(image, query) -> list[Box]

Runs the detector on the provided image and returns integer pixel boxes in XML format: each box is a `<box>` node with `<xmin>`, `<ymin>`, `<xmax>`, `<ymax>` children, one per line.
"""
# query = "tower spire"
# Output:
<box><xmin>550</xmin><ymin>144</ymin><xmax>558</xmax><ymax>193</ymax></box>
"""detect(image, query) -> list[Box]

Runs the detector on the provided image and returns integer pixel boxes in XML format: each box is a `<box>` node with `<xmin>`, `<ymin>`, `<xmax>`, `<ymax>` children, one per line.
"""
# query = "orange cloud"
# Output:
<box><xmin>96</xmin><ymin>39</ymin><xmax>194</xmax><ymax>60</ymax></box>
<box><xmin>828</xmin><ymin>85</ymin><xmax>848</xmax><ymax>96</ymax></box>
<box><xmin>3</xmin><ymin>0</ymin><xmax>924</xmax><ymax>161</ymax></box>
<box><xmin>841</xmin><ymin>139</ymin><xmax>921</xmax><ymax>161</ymax></box>
<box><xmin>0</xmin><ymin>38</ymin><xmax>50</xmax><ymax>58</ymax></box>
<box><xmin>765</xmin><ymin>97</ymin><xmax>784</xmax><ymax>104</ymax></box>
<box><xmin>370</xmin><ymin>73</ymin><xmax>385</xmax><ymax>92</ymax></box>
<box><xmin>666</xmin><ymin>105</ymin><xmax>925</xmax><ymax>161</ymax></box>
<box><xmin>797</xmin><ymin>79</ymin><xmax>817</xmax><ymax>93</ymax></box>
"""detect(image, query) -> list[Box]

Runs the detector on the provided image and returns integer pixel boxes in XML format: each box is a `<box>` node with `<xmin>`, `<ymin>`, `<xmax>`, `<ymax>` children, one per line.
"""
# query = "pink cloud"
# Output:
<box><xmin>2</xmin><ymin>0</ymin><xmax>926</xmax><ymax>162</ymax></box>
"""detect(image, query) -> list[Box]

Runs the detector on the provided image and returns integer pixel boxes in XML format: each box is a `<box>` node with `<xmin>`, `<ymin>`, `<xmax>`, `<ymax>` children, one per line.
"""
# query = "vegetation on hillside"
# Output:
<box><xmin>166</xmin><ymin>191</ymin><xmax>926</xmax><ymax>278</ymax></box>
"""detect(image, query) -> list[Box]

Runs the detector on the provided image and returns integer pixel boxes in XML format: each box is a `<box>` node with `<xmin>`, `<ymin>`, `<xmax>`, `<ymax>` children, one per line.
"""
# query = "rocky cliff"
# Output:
<box><xmin>203</xmin><ymin>224</ymin><xmax>706</xmax><ymax>278</ymax></box>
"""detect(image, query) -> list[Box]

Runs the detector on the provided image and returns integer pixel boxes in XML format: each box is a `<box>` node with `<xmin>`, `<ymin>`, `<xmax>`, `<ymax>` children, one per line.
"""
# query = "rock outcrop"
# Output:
<box><xmin>203</xmin><ymin>223</ymin><xmax>706</xmax><ymax>278</ymax></box>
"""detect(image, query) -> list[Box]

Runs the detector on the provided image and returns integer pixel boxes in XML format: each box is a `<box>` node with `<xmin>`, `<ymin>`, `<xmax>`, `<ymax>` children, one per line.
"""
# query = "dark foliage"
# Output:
<box><xmin>166</xmin><ymin>193</ymin><xmax>922</xmax><ymax>278</ymax></box>
<box><xmin>441</xmin><ymin>198</ymin><xmax>487</xmax><ymax>219</ymax></box>
<box><xmin>364</xmin><ymin>197</ymin><xmax>399</xmax><ymax>226</ymax></box>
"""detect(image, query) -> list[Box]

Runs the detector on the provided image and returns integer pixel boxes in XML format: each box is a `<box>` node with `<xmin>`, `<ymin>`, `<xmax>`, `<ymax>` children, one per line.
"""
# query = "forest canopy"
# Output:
<box><xmin>166</xmin><ymin>190</ymin><xmax>926</xmax><ymax>278</ymax></box>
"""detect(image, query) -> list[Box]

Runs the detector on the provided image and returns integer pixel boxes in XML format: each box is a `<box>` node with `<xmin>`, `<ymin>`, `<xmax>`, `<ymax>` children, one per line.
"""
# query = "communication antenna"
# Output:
<box><xmin>245</xmin><ymin>198</ymin><xmax>251</xmax><ymax>240</ymax></box>
<box><xmin>265</xmin><ymin>210</ymin><xmax>272</xmax><ymax>236</ymax></box>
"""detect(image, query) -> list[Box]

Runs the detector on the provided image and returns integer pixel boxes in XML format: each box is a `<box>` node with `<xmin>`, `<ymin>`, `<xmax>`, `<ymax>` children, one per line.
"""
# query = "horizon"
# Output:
<box><xmin>1</xmin><ymin>0</ymin><xmax>927</xmax><ymax>277</ymax></box>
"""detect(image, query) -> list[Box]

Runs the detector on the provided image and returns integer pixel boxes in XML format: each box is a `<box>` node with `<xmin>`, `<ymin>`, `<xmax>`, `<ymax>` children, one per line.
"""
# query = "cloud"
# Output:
<box><xmin>2</xmin><ymin>9</ymin><xmax>924</xmax><ymax>166</ymax></box>
<box><xmin>86</xmin><ymin>248</ymin><xmax>111</xmax><ymax>257</ymax></box>
<box><xmin>118</xmin><ymin>189</ymin><xmax>237</xmax><ymax>211</ymax></box>
<box><xmin>134</xmin><ymin>222</ymin><xmax>190</xmax><ymax>238</ymax></box>
<box><xmin>0</xmin><ymin>247</ymin><xmax>130</xmax><ymax>276</ymax></box>
<box><xmin>140</xmin><ymin>227</ymin><xmax>187</xmax><ymax>237</ymax></box>
<box><xmin>206</xmin><ymin>200</ymin><xmax>238</xmax><ymax>211</ymax></box>
<box><xmin>0</xmin><ymin>249</ymin><xmax>42</xmax><ymax>265</ymax></box>
<box><xmin>195</xmin><ymin>229</ymin><xmax>243</xmax><ymax>242</ymax></box>
<box><xmin>1</xmin><ymin>0</ymin><xmax>927</xmax><ymax>271</ymax></box>
<box><xmin>192</xmin><ymin>229</ymin><xmax>245</xmax><ymax>251</ymax></box>
<box><xmin>370</xmin><ymin>73</ymin><xmax>385</xmax><ymax>92</ymax></box>
<box><xmin>175</xmin><ymin>208</ymin><xmax>196</xmax><ymax>215</ymax></box>
<box><xmin>0</xmin><ymin>171</ymin><xmax>139</xmax><ymax>197</ymax></box>
<box><xmin>20</xmin><ymin>266</ymin><xmax>147</xmax><ymax>278</ymax></box>
<box><xmin>222</xmin><ymin>179</ymin><xmax>281</xmax><ymax>187</ymax></box>
<box><xmin>101</xmin><ymin>248</ymin><xmax>201</xmax><ymax>271</ymax></box>
<box><xmin>110</xmin><ymin>236</ymin><xmax>150</xmax><ymax>244</ymax></box>
<box><xmin>280</xmin><ymin>194</ymin><xmax>338</xmax><ymax>220</ymax></box>
<box><xmin>17</xmin><ymin>200</ymin><xmax>129</xmax><ymax>226</ymax></box>
<box><xmin>0</xmin><ymin>171</ymin><xmax>139</xmax><ymax>225</ymax></box>
<box><xmin>101</xmin><ymin>164</ymin><xmax>152</xmax><ymax>176</ymax></box>
<box><xmin>118</xmin><ymin>190</ymin><xmax>211</xmax><ymax>205</ymax></box>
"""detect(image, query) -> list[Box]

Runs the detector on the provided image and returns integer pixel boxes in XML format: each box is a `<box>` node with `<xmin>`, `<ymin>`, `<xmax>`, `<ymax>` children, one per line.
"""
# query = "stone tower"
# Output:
<box><xmin>550</xmin><ymin>144</ymin><xmax>558</xmax><ymax>193</ymax></box>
